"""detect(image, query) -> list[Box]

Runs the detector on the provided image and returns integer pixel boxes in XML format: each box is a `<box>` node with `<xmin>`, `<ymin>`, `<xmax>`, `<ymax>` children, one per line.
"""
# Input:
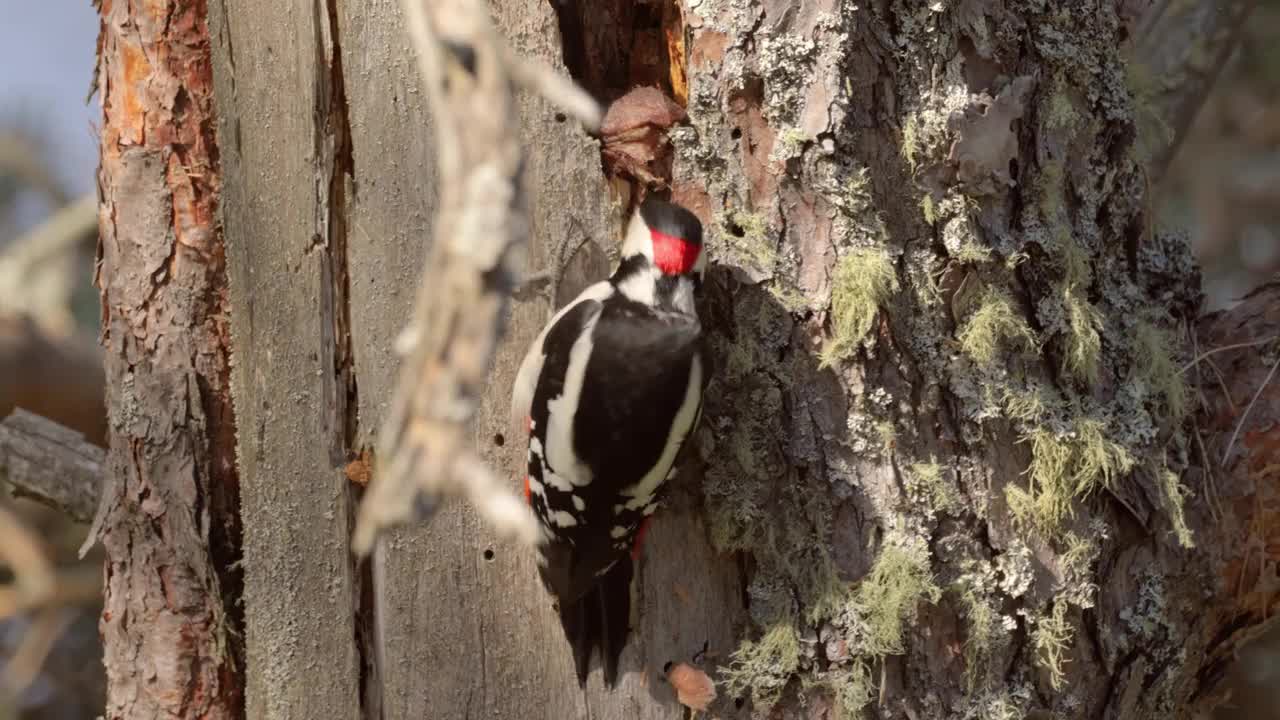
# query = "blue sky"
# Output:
<box><xmin>0</xmin><ymin>1</ymin><xmax>100</xmax><ymax>196</ymax></box>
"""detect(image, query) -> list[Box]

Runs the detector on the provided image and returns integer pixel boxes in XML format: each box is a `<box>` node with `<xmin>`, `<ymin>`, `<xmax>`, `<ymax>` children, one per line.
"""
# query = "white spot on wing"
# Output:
<box><xmin>572</xmin><ymin>495</ymin><xmax>585</xmax><ymax>512</ymax></box>
<box><xmin>610</xmin><ymin>525</ymin><xmax>629</xmax><ymax>539</ymax></box>
<box><xmin>544</xmin><ymin>305</ymin><xmax>604</xmax><ymax>488</ymax></box>
<box><xmin>512</xmin><ymin>281</ymin><xmax>613</xmax><ymax>435</ymax></box>
<box><xmin>550</xmin><ymin>510</ymin><xmax>578</xmax><ymax>528</ymax></box>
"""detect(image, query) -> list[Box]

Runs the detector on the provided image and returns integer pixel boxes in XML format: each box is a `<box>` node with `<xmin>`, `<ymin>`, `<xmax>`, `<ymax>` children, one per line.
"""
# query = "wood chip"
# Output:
<box><xmin>666</xmin><ymin>662</ymin><xmax>716</xmax><ymax>711</ymax></box>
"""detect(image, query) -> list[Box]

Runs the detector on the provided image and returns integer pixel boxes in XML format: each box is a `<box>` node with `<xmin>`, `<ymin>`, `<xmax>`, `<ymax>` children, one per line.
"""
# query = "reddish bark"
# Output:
<box><xmin>93</xmin><ymin>0</ymin><xmax>242</xmax><ymax>717</ymax></box>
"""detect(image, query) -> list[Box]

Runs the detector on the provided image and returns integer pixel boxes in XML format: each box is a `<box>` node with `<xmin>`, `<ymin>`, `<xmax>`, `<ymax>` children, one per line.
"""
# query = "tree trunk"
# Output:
<box><xmin>92</xmin><ymin>1</ymin><xmax>243</xmax><ymax>717</ymax></box>
<box><xmin>185</xmin><ymin>1</ymin><xmax>1280</xmax><ymax>719</ymax></box>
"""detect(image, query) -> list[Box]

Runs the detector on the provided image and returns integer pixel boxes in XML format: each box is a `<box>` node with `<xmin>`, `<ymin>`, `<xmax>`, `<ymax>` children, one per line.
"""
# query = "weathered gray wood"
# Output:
<box><xmin>334</xmin><ymin>1</ymin><xmax>745</xmax><ymax>717</ymax></box>
<box><xmin>209</xmin><ymin>1</ymin><xmax>363</xmax><ymax>717</ymax></box>
<box><xmin>335</xmin><ymin>0</ymin><xmax>435</xmax><ymax>442</ymax></box>
<box><xmin>0</xmin><ymin>409</ymin><xmax>103</xmax><ymax>523</ymax></box>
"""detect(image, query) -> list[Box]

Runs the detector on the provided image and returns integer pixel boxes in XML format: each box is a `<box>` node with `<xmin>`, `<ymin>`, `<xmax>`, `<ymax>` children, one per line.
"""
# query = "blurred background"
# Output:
<box><xmin>0</xmin><ymin>2</ymin><xmax>1275</xmax><ymax>719</ymax></box>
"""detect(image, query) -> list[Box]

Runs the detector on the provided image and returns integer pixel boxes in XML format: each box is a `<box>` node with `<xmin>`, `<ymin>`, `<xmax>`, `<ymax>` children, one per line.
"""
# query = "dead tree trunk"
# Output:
<box><xmin>91</xmin><ymin>0</ymin><xmax>243</xmax><ymax>718</ymax></box>
<box><xmin>179</xmin><ymin>1</ymin><xmax>1280</xmax><ymax>719</ymax></box>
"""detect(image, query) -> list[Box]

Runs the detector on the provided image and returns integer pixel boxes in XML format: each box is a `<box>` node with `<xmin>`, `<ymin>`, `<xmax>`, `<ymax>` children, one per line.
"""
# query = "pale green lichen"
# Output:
<box><xmin>981</xmin><ymin>694</ymin><xmax>1023</xmax><ymax>720</ymax></box>
<box><xmin>1060</xmin><ymin>241</ymin><xmax>1103</xmax><ymax>384</ymax></box>
<box><xmin>843</xmin><ymin>167</ymin><xmax>874</xmax><ymax>216</ymax></box>
<box><xmin>772</xmin><ymin>127</ymin><xmax>810</xmax><ymax>163</ymax></box>
<box><xmin>723</xmin><ymin>622</ymin><xmax>801</xmax><ymax>709</ymax></box>
<box><xmin>849</xmin><ymin>542</ymin><xmax>941</xmax><ymax>656</ymax></box>
<box><xmin>907</xmin><ymin>459</ymin><xmax>958</xmax><ymax>515</ymax></box>
<box><xmin>723</xmin><ymin>210</ymin><xmax>777</xmax><ymax>271</ymax></box>
<box><xmin>1045</xmin><ymin>77</ymin><xmax>1081</xmax><ymax>130</ymax></box>
<box><xmin>1157</xmin><ymin>463</ymin><xmax>1195</xmax><ymax>549</ymax></box>
<box><xmin>770</xmin><ymin>279</ymin><xmax>809</xmax><ymax>314</ymax></box>
<box><xmin>920</xmin><ymin>194</ymin><xmax>936</xmax><ymax>225</ymax></box>
<box><xmin>801</xmin><ymin>550</ymin><xmax>852</xmax><ymax>626</ymax></box>
<box><xmin>902</xmin><ymin>113</ymin><xmax>922</xmax><ymax>172</ymax></box>
<box><xmin>1057</xmin><ymin>529</ymin><xmax>1102</xmax><ymax>608</ymax></box>
<box><xmin>951</xmin><ymin>241</ymin><xmax>994</xmax><ymax>265</ymax></box>
<box><xmin>1060</xmin><ymin>531</ymin><xmax>1096</xmax><ymax>579</ymax></box>
<box><xmin>1131</xmin><ymin>321</ymin><xmax>1189</xmax><ymax>421</ymax></box>
<box><xmin>1033</xmin><ymin>600</ymin><xmax>1074</xmax><ymax>690</ymax></box>
<box><xmin>957</xmin><ymin>289</ymin><xmax>1038</xmax><ymax>367</ymax></box>
<box><xmin>833</xmin><ymin>661</ymin><xmax>874</xmax><ymax>719</ymax></box>
<box><xmin>959</xmin><ymin>587</ymin><xmax>998</xmax><ymax>693</ymax></box>
<box><xmin>1036</xmin><ymin>161</ymin><xmax>1067</xmax><ymax>222</ymax></box>
<box><xmin>821</xmin><ymin>249</ymin><xmax>899</xmax><ymax>366</ymax></box>
<box><xmin>1003</xmin><ymin>384</ymin><xmax>1053</xmax><ymax>426</ymax></box>
<box><xmin>873</xmin><ymin>419</ymin><xmax>897</xmax><ymax>455</ymax></box>
<box><xmin>1062</xmin><ymin>292</ymin><xmax>1104</xmax><ymax>383</ymax></box>
<box><xmin>1007</xmin><ymin>418</ymin><xmax>1135</xmax><ymax>537</ymax></box>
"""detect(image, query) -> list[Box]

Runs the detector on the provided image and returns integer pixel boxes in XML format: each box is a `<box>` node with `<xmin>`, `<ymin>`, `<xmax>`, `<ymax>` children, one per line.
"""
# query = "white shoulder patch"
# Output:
<box><xmin>543</xmin><ymin>298</ymin><xmax>606</xmax><ymax>488</ymax></box>
<box><xmin>510</xmin><ymin>281</ymin><xmax>614</xmax><ymax>435</ymax></box>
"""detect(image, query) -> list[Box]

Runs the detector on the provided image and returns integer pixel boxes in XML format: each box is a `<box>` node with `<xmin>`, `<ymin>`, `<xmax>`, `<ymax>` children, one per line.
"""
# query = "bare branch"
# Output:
<box><xmin>352</xmin><ymin>0</ymin><xmax>602</xmax><ymax>554</ymax></box>
<box><xmin>0</xmin><ymin>131</ymin><xmax>71</xmax><ymax>209</ymax></box>
<box><xmin>1130</xmin><ymin>0</ymin><xmax>1258</xmax><ymax>182</ymax></box>
<box><xmin>0</xmin><ymin>503</ymin><xmax>54</xmax><ymax>607</ymax></box>
<box><xmin>0</xmin><ymin>194</ymin><xmax>98</xmax><ymax>336</ymax></box>
<box><xmin>0</xmin><ymin>194</ymin><xmax>98</xmax><ymax>273</ymax></box>
<box><xmin>0</xmin><ymin>409</ymin><xmax>104</xmax><ymax>524</ymax></box>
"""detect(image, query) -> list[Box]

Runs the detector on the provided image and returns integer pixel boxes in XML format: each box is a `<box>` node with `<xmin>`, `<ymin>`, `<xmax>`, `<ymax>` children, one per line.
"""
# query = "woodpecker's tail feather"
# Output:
<box><xmin>557</xmin><ymin>558</ymin><xmax>633</xmax><ymax>687</ymax></box>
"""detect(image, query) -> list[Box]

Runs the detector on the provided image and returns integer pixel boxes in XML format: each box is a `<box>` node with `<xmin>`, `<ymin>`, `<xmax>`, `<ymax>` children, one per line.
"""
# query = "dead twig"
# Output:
<box><xmin>352</xmin><ymin>0</ymin><xmax>601</xmax><ymax>554</ymax></box>
<box><xmin>1130</xmin><ymin>0</ymin><xmax>1259</xmax><ymax>182</ymax></box>
<box><xmin>0</xmin><ymin>409</ymin><xmax>104</xmax><ymax>524</ymax></box>
<box><xmin>1</xmin><ymin>607</ymin><xmax>75</xmax><ymax>699</ymax></box>
<box><xmin>0</xmin><ymin>504</ymin><xmax>54</xmax><ymax>608</ymax></box>
<box><xmin>0</xmin><ymin>563</ymin><xmax>101</xmax><ymax>620</ymax></box>
<box><xmin>1222</xmin><ymin>354</ymin><xmax>1280</xmax><ymax>467</ymax></box>
<box><xmin>1181</xmin><ymin>334</ymin><xmax>1280</xmax><ymax>374</ymax></box>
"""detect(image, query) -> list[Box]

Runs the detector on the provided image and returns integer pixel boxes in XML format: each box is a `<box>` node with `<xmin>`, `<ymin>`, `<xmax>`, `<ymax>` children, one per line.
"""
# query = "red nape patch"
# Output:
<box><xmin>525</xmin><ymin>415</ymin><xmax>532</xmax><ymax>434</ymax></box>
<box><xmin>631</xmin><ymin>516</ymin><xmax>654</xmax><ymax>561</ymax></box>
<box><xmin>651</xmin><ymin>230</ymin><xmax>700</xmax><ymax>275</ymax></box>
<box><xmin>523</xmin><ymin>476</ymin><xmax>532</xmax><ymax>505</ymax></box>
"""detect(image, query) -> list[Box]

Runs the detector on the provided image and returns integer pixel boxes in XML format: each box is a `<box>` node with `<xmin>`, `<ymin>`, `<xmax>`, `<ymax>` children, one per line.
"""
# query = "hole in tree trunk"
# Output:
<box><xmin>546</xmin><ymin>0</ymin><xmax>687</xmax><ymax>107</ymax></box>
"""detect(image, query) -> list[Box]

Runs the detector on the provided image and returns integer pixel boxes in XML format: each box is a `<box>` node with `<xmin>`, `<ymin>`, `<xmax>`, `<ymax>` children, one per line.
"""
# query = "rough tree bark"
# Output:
<box><xmin>191</xmin><ymin>1</ymin><xmax>1280</xmax><ymax>720</ymax></box>
<box><xmin>91</xmin><ymin>1</ymin><xmax>243</xmax><ymax>718</ymax></box>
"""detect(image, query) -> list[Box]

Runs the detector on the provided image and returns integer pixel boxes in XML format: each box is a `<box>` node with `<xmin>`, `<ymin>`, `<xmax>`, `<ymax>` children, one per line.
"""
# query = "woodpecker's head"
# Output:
<box><xmin>620</xmin><ymin>196</ymin><xmax>706</xmax><ymax>282</ymax></box>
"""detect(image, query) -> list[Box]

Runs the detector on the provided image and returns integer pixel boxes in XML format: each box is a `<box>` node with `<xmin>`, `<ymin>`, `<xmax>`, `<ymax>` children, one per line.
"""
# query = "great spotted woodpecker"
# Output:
<box><xmin>511</xmin><ymin>196</ymin><xmax>710</xmax><ymax>687</ymax></box>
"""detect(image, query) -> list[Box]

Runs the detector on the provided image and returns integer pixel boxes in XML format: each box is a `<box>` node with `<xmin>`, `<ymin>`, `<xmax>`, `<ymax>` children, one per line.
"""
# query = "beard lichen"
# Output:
<box><xmin>1006</xmin><ymin>418</ymin><xmax>1136</xmax><ymax>537</ymax></box>
<box><xmin>956</xmin><ymin>288</ymin><xmax>1039</xmax><ymax>367</ymax></box>
<box><xmin>722</xmin><ymin>621</ymin><xmax>802</xmax><ymax>708</ymax></box>
<box><xmin>820</xmin><ymin>248</ymin><xmax>900</xmax><ymax>367</ymax></box>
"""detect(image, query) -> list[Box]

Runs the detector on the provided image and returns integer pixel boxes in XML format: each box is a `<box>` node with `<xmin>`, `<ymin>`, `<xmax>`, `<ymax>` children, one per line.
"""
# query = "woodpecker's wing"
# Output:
<box><xmin>511</xmin><ymin>281</ymin><xmax>615</xmax><ymax>440</ymax></box>
<box><xmin>530</xmin><ymin>297</ymin><xmax>704</xmax><ymax>601</ymax></box>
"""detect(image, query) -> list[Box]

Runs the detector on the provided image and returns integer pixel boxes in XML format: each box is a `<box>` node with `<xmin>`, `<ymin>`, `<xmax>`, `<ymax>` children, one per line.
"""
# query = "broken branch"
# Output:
<box><xmin>0</xmin><ymin>409</ymin><xmax>104</xmax><ymax>524</ymax></box>
<box><xmin>1130</xmin><ymin>0</ymin><xmax>1258</xmax><ymax>182</ymax></box>
<box><xmin>352</xmin><ymin>0</ymin><xmax>602</xmax><ymax>554</ymax></box>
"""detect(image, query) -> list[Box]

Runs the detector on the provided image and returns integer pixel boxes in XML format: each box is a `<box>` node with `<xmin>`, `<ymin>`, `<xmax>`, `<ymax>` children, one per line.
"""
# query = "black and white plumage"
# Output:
<box><xmin>511</xmin><ymin>196</ymin><xmax>710</xmax><ymax>687</ymax></box>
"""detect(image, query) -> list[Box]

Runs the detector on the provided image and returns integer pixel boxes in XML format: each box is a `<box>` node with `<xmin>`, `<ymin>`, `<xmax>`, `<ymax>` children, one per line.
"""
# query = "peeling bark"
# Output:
<box><xmin>92</xmin><ymin>0</ymin><xmax>242</xmax><ymax>717</ymax></box>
